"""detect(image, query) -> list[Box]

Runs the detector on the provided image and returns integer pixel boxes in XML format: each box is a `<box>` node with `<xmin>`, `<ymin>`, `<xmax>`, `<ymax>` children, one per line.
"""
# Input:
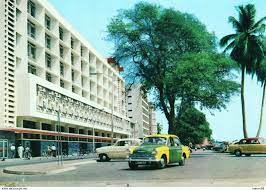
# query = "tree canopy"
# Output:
<box><xmin>176</xmin><ymin>106</ymin><xmax>212</xmax><ymax>145</ymax></box>
<box><xmin>107</xmin><ymin>2</ymin><xmax>239</xmax><ymax>133</ymax></box>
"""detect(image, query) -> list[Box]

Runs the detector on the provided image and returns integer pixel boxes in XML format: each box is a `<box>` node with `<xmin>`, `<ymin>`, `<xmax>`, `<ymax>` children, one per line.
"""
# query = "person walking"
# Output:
<box><xmin>51</xmin><ymin>144</ymin><xmax>56</xmax><ymax>157</ymax></box>
<box><xmin>17</xmin><ymin>144</ymin><xmax>24</xmax><ymax>159</ymax></box>
<box><xmin>24</xmin><ymin>144</ymin><xmax>31</xmax><ymax>160</ymax></box>
<box><xmin>10</xmin><ymin>144</ymin><xmax>16</xmax><ymax>158</ymax></box>
<box><xmin>47</xmin><ymin>145</ymin><xmax>52</xmax><ymax>157</ymax></box>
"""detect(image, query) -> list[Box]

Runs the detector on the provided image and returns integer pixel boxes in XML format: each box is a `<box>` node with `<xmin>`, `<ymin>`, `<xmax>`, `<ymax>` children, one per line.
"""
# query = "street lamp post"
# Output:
<box><xmin>55</xmin><ymin>94</ymin><xmax>63</xmax><ymax>166</ymax></box>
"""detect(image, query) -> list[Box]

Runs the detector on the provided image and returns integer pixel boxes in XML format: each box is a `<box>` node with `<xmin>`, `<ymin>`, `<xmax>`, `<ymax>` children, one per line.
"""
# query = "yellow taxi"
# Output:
<box><xmin>228</xmin><ymin>137</ymin><xmax>266</xmax><ymax>156</ymax></box>
<box><xmin>128</xmin><ymin>134</ymin><xmax>190</xmax><ymax>169</ymax></box>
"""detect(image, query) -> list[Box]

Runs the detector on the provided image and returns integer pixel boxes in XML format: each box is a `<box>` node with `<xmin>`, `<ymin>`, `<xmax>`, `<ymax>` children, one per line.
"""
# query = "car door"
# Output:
<box><xmin>109</xmin><ymin>140</ymin><xmax>125</xmax><ymax>159</ymax></box>
<box><xmin>247</xmin><ymin>139</ymin><xmax>260</xmax><ymax>153</ymax></box>
<box><xmin>113</xmin><ymin>140</ymin><xmax>130</xmax><ymax>159</ymax></box>
<box><xmin>168</xmin><ymin>137</ymin><xmax>181</xmax><ymax>163</ymax></box>
<box><xmin>238</xmin><ymin>139</ymin><xmax>249</xmax><ymax>153</ymax></box>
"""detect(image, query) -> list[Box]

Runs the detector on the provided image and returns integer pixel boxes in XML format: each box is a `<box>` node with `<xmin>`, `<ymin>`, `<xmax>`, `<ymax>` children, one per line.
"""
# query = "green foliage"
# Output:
<box><xmin>175</xmin><ymin>106</ymin><xmax>212</xmax><ymax>145</ymax></box>
<box><xmin>256</xmin><ymin>39</ymin><xmax>266</xmax><ymax>86</ymax></box>
<box><xmin>164</xmin><ymin>52</ymin><xmax>240</xmax><ymax>111</ymax></box>
<box><xmin>220</xmin><ymin>4</ymin><xmax>265</xmax><ymax>73</ymax></box>
<box><xmin>107</xmin><ymin>2</ymin><xmax>239</xmax><ymax>133</ymax></box>
<box><xmin>157</xmin><ymin>123</ymin><xmax>163</xmax><ymax>134</ymax></box>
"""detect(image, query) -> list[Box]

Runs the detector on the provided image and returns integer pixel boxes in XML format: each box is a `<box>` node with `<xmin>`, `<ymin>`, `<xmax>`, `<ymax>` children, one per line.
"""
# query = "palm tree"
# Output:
<box><xmin>220</xmin><ymin>4</ymin><xmax>265</xmax><ymax>138</ymax></box>
<box><xmin>256</xmin><ymin>39</ymin><xmax>266</xmax><ymax>137</ymax></box>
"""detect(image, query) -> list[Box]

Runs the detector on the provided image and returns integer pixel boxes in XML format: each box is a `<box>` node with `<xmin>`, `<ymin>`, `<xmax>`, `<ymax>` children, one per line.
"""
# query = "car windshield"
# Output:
<box><xmin>143</xmin><ymin>137</ymin><xmax>167</xmax><ymax>145</ymax></box>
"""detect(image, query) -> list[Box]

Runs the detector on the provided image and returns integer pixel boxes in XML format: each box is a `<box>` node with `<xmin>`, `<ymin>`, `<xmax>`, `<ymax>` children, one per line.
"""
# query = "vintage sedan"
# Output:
<box><xmin>228</xmin><ymin>137</ymin><xmax>266</xmax><ymax>156</ymax></box>
<box><xmin>96</xmin><ymin>138</ymin><xmax>142</xmax><ymax>161</ymax></box>
<box><xmin>128</xmin><ymin>134</ymin><xmax>189</xmax><ymax>169</ymax></box>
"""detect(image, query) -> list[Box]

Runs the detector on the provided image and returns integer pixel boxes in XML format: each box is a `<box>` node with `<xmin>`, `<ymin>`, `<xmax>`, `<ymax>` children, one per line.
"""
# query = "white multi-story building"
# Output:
<box><xmin>149</xmin><ymin>105</ymin><xmax>157</xmax><ymax>135</ymax></box>
<box><xmin>126</xmin><ymin>84</ymin><xmax>157</xmax><ymax>138</ymax></box>
<box><xmin>0</xmin><ymin>0</ymin><xmax>131</xmax><ymax>157</ymax></box>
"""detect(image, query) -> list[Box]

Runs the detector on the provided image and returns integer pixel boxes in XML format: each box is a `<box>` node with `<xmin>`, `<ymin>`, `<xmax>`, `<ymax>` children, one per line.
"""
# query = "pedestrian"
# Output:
<box><xmin>17</xmin><ymin>144</ymin><xmax>24</xmax><ymax>159</ymax></box>
<box><xmin>51</xmin><ymin>144</ymin><xmax>56</xmax><ymax>157</ymax></box>
<box><xmin>10</xmin><ymin>144</ymin><xmax>16</xmax><ymax>158</ymax></box>
<box><xmin>47</xmin><ymin>145</ymin><xmax>52</xmax><ymax>157</ymax></box>
<box><xmin>24</xmin><ymin>143</ymin><xmax>31</xmax><ymax>160</ymax></box>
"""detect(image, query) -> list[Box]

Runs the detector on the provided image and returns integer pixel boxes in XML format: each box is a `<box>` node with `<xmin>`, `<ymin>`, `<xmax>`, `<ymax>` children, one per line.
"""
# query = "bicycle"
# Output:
<box><xmin>24</xmin><ymin>151</ymin><xmax>31</xmax><ymax>160</ymax></box>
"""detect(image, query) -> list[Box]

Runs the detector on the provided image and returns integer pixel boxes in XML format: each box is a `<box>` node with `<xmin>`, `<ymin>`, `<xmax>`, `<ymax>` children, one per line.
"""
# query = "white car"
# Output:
<box><xmin>96</xmin><ymin>138</ymin><xmax>142</xmax><ymax>161</ymax></box>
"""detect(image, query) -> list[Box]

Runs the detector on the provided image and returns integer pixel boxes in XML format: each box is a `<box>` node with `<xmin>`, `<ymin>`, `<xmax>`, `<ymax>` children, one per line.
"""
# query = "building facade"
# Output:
<box><xmin>0</xmin><ymin>0</ymin><xmax>131</xmax><ymax>158</ymax></box>
<box><xmin>126</xmin><ymin>84</ymin><xmax>157</xmax><ymax>138</ymax></box>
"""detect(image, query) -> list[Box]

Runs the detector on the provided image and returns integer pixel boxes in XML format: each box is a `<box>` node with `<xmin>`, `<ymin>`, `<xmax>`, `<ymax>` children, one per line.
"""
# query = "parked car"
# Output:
<box><xmin>212</xmin><ymin>142</ymin><xmax>228</xmax><ymax>152</ymax></box>
<box><xmin>228</xmin><ymin>137</ymin><xmax>266</xmax><ymax>157</ymax></box>
<box><xmin>128</xmin><ymin>134</ymin><xmax>189</xmax><ymax>169</ymax></box>
<box><xmin>96</xmin><ymin>138</ymin><xmax>142</xmax><ymax>161</ymax></box>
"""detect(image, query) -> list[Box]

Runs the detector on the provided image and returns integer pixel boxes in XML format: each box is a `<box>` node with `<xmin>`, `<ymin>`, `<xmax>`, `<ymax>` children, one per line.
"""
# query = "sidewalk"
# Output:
<box><xmin>3</xmin><ymin>158</ymin><xmax>96</xmax><ymax>175</ymax></box>
<box><xmin>1</xmin><ymin>153</ymin><xmax>97</xmax><ymax>163</ymax></box>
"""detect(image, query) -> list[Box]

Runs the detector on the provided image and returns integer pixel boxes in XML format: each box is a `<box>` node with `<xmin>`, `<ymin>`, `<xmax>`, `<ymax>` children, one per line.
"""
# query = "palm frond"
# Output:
<box><xmin>251</xmin><ymin>24</ymin><xmax>265</xmax><ymax>35</ymax></box>
<box><xmin>228</xmin><ymin>16</ymin><xmax>243</xmax><ymax>32</ymax></box>
<box><xmin>237</xmin><ymin>4</ymin><xmax>255</xmax><ymax>31</ymax></box>
<box><xmin>245</xmin><ymin>4</ymin><xmax>256</xmax><ymax>28</ymax></box>
<box><xmin>252</xmin><ymin>16</ymin><xmax>266</xmax><ymax>30</ymax></box>
<box><xmin>219</xmin><ymin>34</ymin><xmax>237</xmax><ymax>47</ymax></box>
<box><xmin>223</xmin><ymin>40</ymin><xmax>236</xmax><ymax>53</ymax></box>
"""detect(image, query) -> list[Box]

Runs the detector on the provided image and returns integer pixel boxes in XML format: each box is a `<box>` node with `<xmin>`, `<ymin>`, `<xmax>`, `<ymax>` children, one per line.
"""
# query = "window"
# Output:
<box><xmin>81</xmin><ymin>46</ymin><xmax>84</xmax><ymax>56</ymax></box>
<box><xmin>45</xmin><ymin>34</ymin><xmax>51</xmax><ymax>49</ymax></box>
<box><xmin>71</xmin><ymin>53</ymin><xmax>74</xmax><ymax>65</ymax></box>
<box><xmin>174</xmin><ymin>137</ymin><xmax>181</xmax><ymax>146</ymax></box>
<box><xmin>46</xmin><ymin>72</ymin><xmax>52</xmax><ymax>82</ymax></box>
<box><xmin>27</xmin><ymin>20</ymin><xmax>36</xmax><ymax>38</ymax></box>
<box><xmin>60</xmin><ymin>80</ymin><xmax>64</xmax><ymax>88</ymax></box>
<box><xmin>72</xmin><ymin>85</ymin><xmax>75</xmax><ymax>93</ymax></box>
<box><xmin>81</xmin><ymin>61</ymin><xmax>84</xmax><ymax>70</ymax></box>
<box><xmin>71</xmin><ymin>37</ymin><xmax>74</xmax><ymax>49</ymax></box>
<box><xmin>45</xmin><ymin>14</ymin><xmax>51</xmax><ymax>30</ymax></box>
<box><xmin>28</xmin><ymin>64</ymin><xmax>36</xmax><ymax>75</ymax></box>
<box><xmin>71</xmin><ymin>69</ymin><xmax>74</xmax><ymax>81</ymax></box>
<box><xmin>60</xmin><ymin>62</ymin><xmax>64</xmax><ymax>76</ymax></box>
<box><xmin>81</xmin><ymin>77</ymin><xmax>84</xmax><ymax>86</ymax></box>
<box><xmin>45</xmin><ymin>53</ymin><xmax>51</xmax><ymax>68</ymax></box>
<box><xmin>59</xmin><ymin>45</ymin><xmax>64</xmax><ymax>58</ymax></box>
<box><xmin>27</xmin><ymin>42</ymin><xmax>36</xmax><ymax>59</ymax></box>
<box><xmin>27</xmin><ymin>0</ymin><xmax>36</xmax><ymax>17</ymax></box>
<box><xmin>59</xmin><ymin>27</ymin><xmax>64</xmax><ymax>41</ymax></box>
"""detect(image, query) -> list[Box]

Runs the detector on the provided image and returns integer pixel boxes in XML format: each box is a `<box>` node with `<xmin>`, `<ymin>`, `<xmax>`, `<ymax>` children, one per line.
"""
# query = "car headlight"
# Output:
<box><xmin>151</xmin><ymin>150</ymin><xmax>157</xmax><ymax>155</ymax></box>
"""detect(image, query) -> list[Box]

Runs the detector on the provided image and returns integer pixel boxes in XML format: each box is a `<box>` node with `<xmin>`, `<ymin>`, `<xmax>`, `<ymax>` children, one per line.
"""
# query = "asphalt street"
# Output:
<box><xmin>1</xmin><ymin>150</ymin><xmax>266</xmax><ymax>187</ymax></box>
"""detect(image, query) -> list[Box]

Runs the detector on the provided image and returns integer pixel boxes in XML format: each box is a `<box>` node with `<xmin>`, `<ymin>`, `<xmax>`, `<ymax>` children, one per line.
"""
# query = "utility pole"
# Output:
<box><xmin>57</xmin><ymin>110</ymin><xmax>63</xmax><ymax>166</ymax></box>
<box><xmin>111</xmin><ymin>74</ymin><xmax>114</xmax><ymax>145</ymax></box>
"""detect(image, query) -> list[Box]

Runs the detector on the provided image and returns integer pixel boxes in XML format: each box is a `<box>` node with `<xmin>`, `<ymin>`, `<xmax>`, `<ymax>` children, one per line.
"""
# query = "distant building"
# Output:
<box><xmin>126</xmin><ymin>84</ymin><xmax>157</xmax><ymax>138</ymax></box>
<box><xmin>149</xmin><ymin>105</ymin><xmax>157</xmax><ymax>135</ymax></box>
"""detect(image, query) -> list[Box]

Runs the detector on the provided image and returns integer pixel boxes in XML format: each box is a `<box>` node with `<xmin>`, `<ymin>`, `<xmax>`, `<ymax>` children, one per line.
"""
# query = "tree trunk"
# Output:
<box><xmin>168</xmin><ymin>115</ymin><xmax>175</xmax><ymax>134</ymax></box>
<box><xmin>256</xmin><ymin>82</ymin><xmax>266</xmax><ymax>137</ymax></box>
<box><xmin>241</xmin><ymin>66</ymin><xmax>248</xmax><ymax>138</ymax></box>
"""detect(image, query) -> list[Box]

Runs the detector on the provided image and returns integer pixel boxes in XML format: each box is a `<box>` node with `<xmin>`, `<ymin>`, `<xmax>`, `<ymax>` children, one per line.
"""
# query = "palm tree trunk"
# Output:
<box><xmin>241</xmin><ymin>66</ymin><xmax>248</xmax><ymax>138</ymax></box>
<box><xmin>256</xmin><ymin>82</ymin><xmax>266</xmax><ymax>137</ymax></box>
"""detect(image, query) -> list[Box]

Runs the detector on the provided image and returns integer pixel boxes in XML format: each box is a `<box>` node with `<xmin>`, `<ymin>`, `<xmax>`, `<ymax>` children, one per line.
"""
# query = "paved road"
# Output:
<box><xmin>1</xmin><ymin>150</ymin><xmax>266</xmax><ymax>186</ymax></box>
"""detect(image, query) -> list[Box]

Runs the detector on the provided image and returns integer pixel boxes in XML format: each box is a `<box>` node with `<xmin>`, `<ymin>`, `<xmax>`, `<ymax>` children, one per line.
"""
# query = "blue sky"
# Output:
<box><xmin>49</xmin><ymin>0</ymin><xmax>266</xmax><ymax>141</ymax></box>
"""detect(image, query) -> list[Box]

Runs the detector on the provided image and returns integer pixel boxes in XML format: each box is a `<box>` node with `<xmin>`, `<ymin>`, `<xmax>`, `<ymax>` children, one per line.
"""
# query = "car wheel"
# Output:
<box><xmin>245</xmin><ymin>154</ymin><xmax>251</xmax><ymax>157</ymax></box>
<box><xmin>235</xmin><ymin>150</ymin><xmax>242</xmax><ymax>157</ymax></box>
<box><xmin>99</xmin><ymin>154</ymin><xmax>110</xmax><ymax>162</ymax></box>
<box><xmin>157</xmin><ymin>155</ymin><xmax>167</xmax><ymax>169</ymax></box>
<box><xmin>179</xmin><ymin>155</ymin><xmax>185</xmax><ymax>166</ymax></box>
<box><xmin>128</xmin><ymin>161</ymin><xmax>138</xmax><ymax>170</ymax></box>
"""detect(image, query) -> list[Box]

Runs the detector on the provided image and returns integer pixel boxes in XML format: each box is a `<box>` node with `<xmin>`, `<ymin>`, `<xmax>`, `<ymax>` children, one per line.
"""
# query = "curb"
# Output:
<box><xmin>3</xmin><ymin>168</ymin><xmax>46</xmax><ymax>175</ymax></box>
<box><xmin>2</xmin><ymin>160</ymin><xmax>96</xmax><ymax>175</ymax></box>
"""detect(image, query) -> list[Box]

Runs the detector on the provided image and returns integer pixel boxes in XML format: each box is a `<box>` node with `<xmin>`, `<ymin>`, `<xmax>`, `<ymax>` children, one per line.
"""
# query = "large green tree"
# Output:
<box><xmin>107</xmin><ymin>2</ymin><xmax>239</xmax><ymax>133</ymax></box>
<box><xmin>220</xmin><ymin>4</ymin><xmax>265</xmax><ymax>138</ymax></box>
<box><xmin>175</xmin><ymin>105</ymin><xmax>212</xmax><ymax>145</ymax></box>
